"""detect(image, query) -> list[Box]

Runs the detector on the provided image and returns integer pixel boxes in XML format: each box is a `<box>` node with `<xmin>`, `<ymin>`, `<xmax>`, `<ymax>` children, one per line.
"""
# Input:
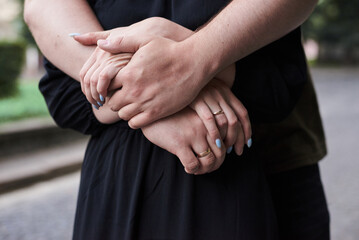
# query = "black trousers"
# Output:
<box><xmin>267</xmin><ymin>163</ymin><xmax>330</xmax><ymax>240</ymax></box>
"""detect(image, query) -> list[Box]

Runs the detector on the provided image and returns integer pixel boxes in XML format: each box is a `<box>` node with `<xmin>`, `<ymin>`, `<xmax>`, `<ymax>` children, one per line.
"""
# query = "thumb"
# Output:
<box><xmin>97</xmin><ymin>35</ymin><xmax>153</xmax><ymax>54</ymax></box>
<box><xmin>73</xmin><ymin>31</ymin><xmax>110</xmax><ymax>46</ymax></box>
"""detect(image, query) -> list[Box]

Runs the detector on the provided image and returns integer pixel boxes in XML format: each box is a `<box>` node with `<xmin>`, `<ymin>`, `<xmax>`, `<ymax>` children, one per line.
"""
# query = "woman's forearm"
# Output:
<box><xmin>24</xmin><ymin>0</ymin><xmax>119</xmax><ymax>123</ymax></box>
<box><xmin>24</xmin><ymin>0</ymin><xmax>102</xmax><ymax>81</ymax></box>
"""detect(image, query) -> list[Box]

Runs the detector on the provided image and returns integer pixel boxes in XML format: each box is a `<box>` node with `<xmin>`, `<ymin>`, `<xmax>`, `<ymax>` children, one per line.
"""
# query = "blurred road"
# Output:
<box><xmin>312</xmin><ymin>67</ymin><xmax>359</xmax><ymax>240</ymax></box>
<box><xmin>0</xmin><ymin>67</ymin><xmax>358</xmax><ymax>240</ymax></box>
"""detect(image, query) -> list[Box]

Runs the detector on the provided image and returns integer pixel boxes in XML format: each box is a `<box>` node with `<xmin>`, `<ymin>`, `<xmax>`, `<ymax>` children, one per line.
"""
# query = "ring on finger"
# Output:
<box><xmin>213</xmin><ymin>110</ymin><xmax>224</xmax><ymax>116</ymax></box>
<box><xmin>197</xmin><ymin>148</ymin><xmax>212</xmax><ymax>158</ymax></box>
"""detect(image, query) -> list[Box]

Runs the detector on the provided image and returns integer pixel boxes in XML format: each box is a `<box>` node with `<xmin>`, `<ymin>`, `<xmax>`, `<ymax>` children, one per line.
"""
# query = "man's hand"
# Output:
<box><xmin>101</xmin><ymin>36</ymin><xmax>209</xmax><ymax>129</ymax></box>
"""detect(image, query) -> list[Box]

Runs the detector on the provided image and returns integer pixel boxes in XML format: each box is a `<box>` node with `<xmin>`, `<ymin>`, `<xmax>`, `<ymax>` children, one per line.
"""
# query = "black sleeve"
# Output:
<box><xmin>39</xmin><ymin>58</ymin><xmax>106</xmax><ymax>136</ymax></box>
<box><xmin>232</xmin><ymin>28</ymin><xmax>308</xmax><ymax>123</ymax></box>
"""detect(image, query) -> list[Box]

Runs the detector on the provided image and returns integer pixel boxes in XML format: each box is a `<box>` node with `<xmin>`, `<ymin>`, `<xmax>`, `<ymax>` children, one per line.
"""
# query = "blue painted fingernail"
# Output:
<box><xmin>247</xmin><ymin>138</ymin><xmax>252</xmax><ymax>148</ymax></box>
<box><xmin>97</xmin><ymin>101</ymin><xmax>103</xmax><ymax>107</ymax></box>
<box><xmin>99</xmin><ymin>94</ymin><xmax>104</xmax><ymax>102</ymax></box>
<box><xmin>69</xmin><ymin>33</ymin><xmax>81</xmax><ymax>37</ymax></box>
<box><xmin>227</xmin><ymin>146</ymin><xmax>233</xmax><ymax>154</ymax></box>
<box><xmin>216</xmin><ymin>139</ymin><xmax>221</xmax><ymax>148</ymax></box>
<box><xmin>92</xmin><ymin>104</ymin><xmax>99</xmax><ymax>110</ymax></box>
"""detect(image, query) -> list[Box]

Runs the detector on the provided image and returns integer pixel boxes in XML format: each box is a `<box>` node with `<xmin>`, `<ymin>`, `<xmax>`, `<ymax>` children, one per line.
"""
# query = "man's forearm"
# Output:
<box><xmin>183</xmin><ymin>0</ymin><xmax>318</xmax><ymax>83</ymax></box>
<box><xmin>24</xmin><ymin>0</ymin><xmax>102</xmax><ymax>81</ymax></box>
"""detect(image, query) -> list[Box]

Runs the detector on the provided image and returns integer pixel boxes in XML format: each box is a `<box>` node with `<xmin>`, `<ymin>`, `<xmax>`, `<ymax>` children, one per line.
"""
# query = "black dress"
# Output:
<box><xmin>39</xmin><ymin>0</ymin><xmax>309</xmax><ymax>239</ymax></box>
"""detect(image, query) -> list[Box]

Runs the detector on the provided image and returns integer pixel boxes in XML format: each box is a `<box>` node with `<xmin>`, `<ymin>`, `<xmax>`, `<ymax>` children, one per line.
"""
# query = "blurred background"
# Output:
<box><xmin>0</xmin><ymin>0</ymin><xmax>358</xmax><ymax>239</ymax></box>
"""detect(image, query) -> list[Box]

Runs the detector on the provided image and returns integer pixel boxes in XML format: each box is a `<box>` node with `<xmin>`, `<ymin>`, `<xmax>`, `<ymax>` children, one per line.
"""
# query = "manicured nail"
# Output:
<box><xmin>69</xmin><ymin>33</ymin><xmax>81</xmax><ymax>37</ymax></box>
<box><xmin>97</xmin><ymin>39</ymin><xmax>109</xmax><ymax>46</ymax></box>
<box><xmin>227</xmin><ymin>146</ymin><xmax>233</xmax><ymax>154</ymax></box>
<box><xmin>92</xmin><ymin>104</ymin><xmax>99</xmax><ymax>110</ymax></box>
<box><xmin>97</xmin><ymin>101</ymin><xmax>103</xmax><ymax>107</ymax></box>
<box><xmin>215</xmin><ymin>139</ymin><xmax>221</xmax><ymax>148</ymax></box>
<box><xmin>99</xmin><ymin>94</ymin><xmax>104</xmax><ymax>102</ymax></box>
<box><xmin>247</xmin><ymin>138</ymin><xmax>252</xmax><ymax>148</ymax></box>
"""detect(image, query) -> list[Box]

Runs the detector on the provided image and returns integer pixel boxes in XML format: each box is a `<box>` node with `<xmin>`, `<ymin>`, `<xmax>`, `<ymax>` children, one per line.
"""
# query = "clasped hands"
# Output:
<box><xmin>73</xmin><ymin>17</ymin><xmax>252</xmax><ymax>175</ymax></box>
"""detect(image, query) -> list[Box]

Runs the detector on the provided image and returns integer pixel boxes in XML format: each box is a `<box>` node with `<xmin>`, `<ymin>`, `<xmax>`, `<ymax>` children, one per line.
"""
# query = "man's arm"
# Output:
<box><xmin>95</xmin><ymin>0</ymin><xmax>318</xmax><ymax>128</ymax></box>
<box><xmin>184</xmin><ymin>0</ymin><xmax>318</xmax><ymax>81</ymax></box>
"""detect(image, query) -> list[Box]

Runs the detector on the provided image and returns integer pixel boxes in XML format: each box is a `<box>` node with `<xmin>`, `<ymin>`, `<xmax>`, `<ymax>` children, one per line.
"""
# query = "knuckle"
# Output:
<box><xmin>241</xmin><ymin>108</ymin><xmax>249</xmax><ymax>118</ymax></box>
<box><xmin>128</xmin><ymin>120</ymin><xmax>139</xmax><ymax>129</ymax></box>
<box><xmin>217</xmin><ymin>117</ymin><xmax>227</xmax><ymax>128</ymax></box>
<box><xmin>97</xmin><ymin>85</ymin><xmax>106</xmax><ymax>94</ymax></box>
<box><xmin>203</xmin><ymin>154</ymin><xmax>216</xmax><ymax>170</ymax></box>
<box><xmin>185</xmin><ymin>161</ymin><xmax>199</xmax><ymax>173</ymax></box>
<box><xmin>108</xmin><ymin>100</ymin><xmax>118</xmax><ymax>111</ymax></box>
<box><xmin>79</xmin><ymin>70</ymin><xmax>86</xmax><ymax>80</ymax></box>
<box><xmin>118</xmin><ymin>111</ymin><xmax>130</xmax><ymax>121</ymax></box>
<box><xmin>208</xmin><ymin>128</ymin><xmax>219</xmax><ymax>138</ymax></box>
<box><xmin>90</xmin><ymin>76</ymin><xmax>98</xmax><ymax>86</ymax></box>
<box><xmin>203</xmin><ymin>112</ymin><xmax>215</xmax><ymax>122</ymax></box>
<box><xmin>228</xmin><ymin>117</ymin><xmax>238</xmax><ymax>128</ymax></box>
<box><xmin>99</xmin><ymin>71</ymin><xmax>109</xmax><ymax>80</ymax></box>
<box><xmin>84</xmin><ymin>77</ymin><xmax>91</xmax><ymax>87</ymax></box>
<box><xmin>130</xmin><ymin>87</ymin><xmax>142</xmax><ymax>98</ymax></box>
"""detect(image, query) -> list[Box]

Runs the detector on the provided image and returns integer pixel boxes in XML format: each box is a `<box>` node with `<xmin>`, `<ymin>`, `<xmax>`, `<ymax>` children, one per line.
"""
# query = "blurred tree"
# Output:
<box><xmin>15</xmin><ymin>0</ymin><xmax>36</xmax><ymax>46</ymax></box>
<box><xmin>0</xmin><ymin>40</ymin><xmax>26</xmax><ymax>98</ymax></box>
<box><xmin>303</xmin><ymin>0</ymin><xmax>359</xmax><ymax>63</ymax></box>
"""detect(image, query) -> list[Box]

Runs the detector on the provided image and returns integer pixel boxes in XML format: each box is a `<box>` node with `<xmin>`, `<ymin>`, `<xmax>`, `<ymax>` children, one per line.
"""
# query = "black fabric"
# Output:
<box><xmin>39</xmin><ymin>59</ymin><xmax>105</xmax><ymax>136</ymax></box>
<box><xmin>267</xmin><ymin>164</ymin><xmax>330</xmax><ymax>240</ymax></box>
<box><xmin>37</xmin><ymin>0</ymin><xmax>315</xmax><ymax>239</ymax></box>
<box><xmin>74</xmin><ymin>131</ymin><xmax>278</xmax><ymax>239</ymax></box>
<box><xmin>88</xmin><ymin>0</ymin><xmax>308</xmax><ymax>123</ymax></box>
<box><xmin>40</xmin><ymin>66</ymin><xmax>279</xmax><ymax>239</ymax></box>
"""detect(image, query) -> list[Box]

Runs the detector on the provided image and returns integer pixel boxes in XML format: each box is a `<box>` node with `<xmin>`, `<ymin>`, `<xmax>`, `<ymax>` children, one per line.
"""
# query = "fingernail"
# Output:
<box><xmin>97</xmin><ymin>101</ymin><xmax>103</xmax><ymax>107</ymax></box>
<box><xmin>97</xmin><ymin>39</ymin><xmax>109</xmax><ymax>46</ymax></box>
<box><xmin>99</xmin><ymin>94</ymin><xmax>105</xmax><ymax>102</ymax></box>
<box><xmin>215</xmin><ymin>139</ymin><xmax>221</xmax><ymax>148</ymax></box>
<box><xmin>247</xmin><ymin>138</ymin><xmax>252</xmax><ymax>148</ymax></box>
<box><xmin>69</xmin><ymin>33</ymin><xmax>81</xmax><ymax>37</ymax></box>
<box><xmin>227</xmin><ymin>146</ymin><xmax>233</xmax><ymax>154</ymax></box>
<box><xmin>92</xmin><ymin>104</ymin><xmax>99</xmax><ymax>110</ymax></box>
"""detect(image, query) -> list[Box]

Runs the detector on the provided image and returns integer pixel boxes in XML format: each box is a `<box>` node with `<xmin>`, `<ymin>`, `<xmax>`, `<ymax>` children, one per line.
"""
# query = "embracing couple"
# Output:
<box><xmin>24</xmin><ymin>0</ymin><xmax>329</xmax><ymax>239</ymax></box>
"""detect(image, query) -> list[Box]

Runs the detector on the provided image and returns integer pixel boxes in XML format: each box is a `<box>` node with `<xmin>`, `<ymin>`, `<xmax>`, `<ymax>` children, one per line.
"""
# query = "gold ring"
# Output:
<box><xmin>197</xmin><ymin>148</ymin><xmax>212</xmax><ymax>158</ymax></box>
<box><xmin>213</xmin><ymin>110</ymin><xmax>224</xmax><ymax>115</ymax></box>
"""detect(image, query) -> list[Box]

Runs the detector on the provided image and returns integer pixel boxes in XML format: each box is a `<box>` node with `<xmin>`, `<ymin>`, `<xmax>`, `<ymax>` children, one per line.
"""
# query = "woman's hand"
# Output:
<box><xmin>190</xmin><ymin>79</ymin><xmax>252</xmax><ymax>155</ymax></box>
<box><xmin>142</xmin><ymin>108</ymin><xmax>226</xmax><ymax>175</ymax></box>
<box><xmin>79</xmin><ymin>47</ymin><xmax>132</xmax><ymax>107</ymax></box>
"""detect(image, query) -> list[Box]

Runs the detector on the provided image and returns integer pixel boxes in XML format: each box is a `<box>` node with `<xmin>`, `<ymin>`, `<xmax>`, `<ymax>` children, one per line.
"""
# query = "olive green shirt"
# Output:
<box><xmin>252</xmin><ymin>73</ymin><xmax>327</xmax><ymax>174</ymax></box>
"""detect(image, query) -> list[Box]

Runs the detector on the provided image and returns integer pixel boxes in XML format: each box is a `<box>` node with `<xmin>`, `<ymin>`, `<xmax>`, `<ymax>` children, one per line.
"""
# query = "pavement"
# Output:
<box><xmin>0</xmin><ymin>66</ymin><xmax>358</xmax><ymax>239</ymax></box>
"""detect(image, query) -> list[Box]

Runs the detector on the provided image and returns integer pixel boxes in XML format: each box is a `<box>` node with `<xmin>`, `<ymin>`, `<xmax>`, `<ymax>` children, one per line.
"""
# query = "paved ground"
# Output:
<box><xmin>0</xmin><ymin>67</ymin><xmax>358</xmax><ymax>239</ymax></box>
<box><xmin>0</xmin><ymin>173</ymin><xmax>79</xmax><ymax>240</ymax></box>
<box><xmin>311</xmin><ymin>67</ymin><xmax>359</xmax><ymax>240</ymax></box>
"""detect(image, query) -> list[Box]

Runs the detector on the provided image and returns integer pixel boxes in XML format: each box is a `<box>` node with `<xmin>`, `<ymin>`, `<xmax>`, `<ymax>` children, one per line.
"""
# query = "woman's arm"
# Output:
<box><xmin>24</xmin><ymin>0</ymin><xmax>122</xmax><ymax>123</ymax></box>
<box><xmin>24</xmin><ymin>0</ymin><xmax>102</xmax><ymax>81</ymax></box>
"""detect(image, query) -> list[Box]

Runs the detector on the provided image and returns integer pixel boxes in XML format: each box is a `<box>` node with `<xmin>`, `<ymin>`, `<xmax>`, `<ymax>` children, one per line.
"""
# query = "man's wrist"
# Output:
<box><xmin>178</xmin><ymin>35</ymin><xmax>222</xmax><ymax>89</ymax></box>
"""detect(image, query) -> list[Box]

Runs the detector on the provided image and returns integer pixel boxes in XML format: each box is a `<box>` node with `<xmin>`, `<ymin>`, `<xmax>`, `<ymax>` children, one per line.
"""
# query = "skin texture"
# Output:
<box><xmin>25</xmin><ymin>0</ymin><xmax>318</xmax><ymax>173</ymax></box>
<box><xmin>74</xmin><ymin>20</ymin><xmax>251</xmax><ymax>154</ymax></box>
<box><xmin>92</xmin><ymin>0</ymin><xmax>318</xmax><ymax>129</ymax></box>
<box><xmin>24</xmin><ymin>1</ymin><xmax>249</xmax><ymax>174</ymax></box>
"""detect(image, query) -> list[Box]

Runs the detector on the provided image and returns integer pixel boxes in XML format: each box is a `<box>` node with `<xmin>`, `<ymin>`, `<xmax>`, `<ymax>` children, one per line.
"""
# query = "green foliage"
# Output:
<box><xmin>16</xmin><ymin>0</ymin><xmax>36</xmax><ymax>46</ymax></box>
<box><xmin>303</xmin><ymin>0</ymin><xmax>359</xmax><ymax>62</ymax></box>
<box><xmin>0</xmin><ymin>40</ymin><xmax>26</xmax><ymax>99</ymax></box>
<box><xmin>0</xmin><ymin>81</ymin><xmax>49</xmax><ymax>124</ymax></box>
